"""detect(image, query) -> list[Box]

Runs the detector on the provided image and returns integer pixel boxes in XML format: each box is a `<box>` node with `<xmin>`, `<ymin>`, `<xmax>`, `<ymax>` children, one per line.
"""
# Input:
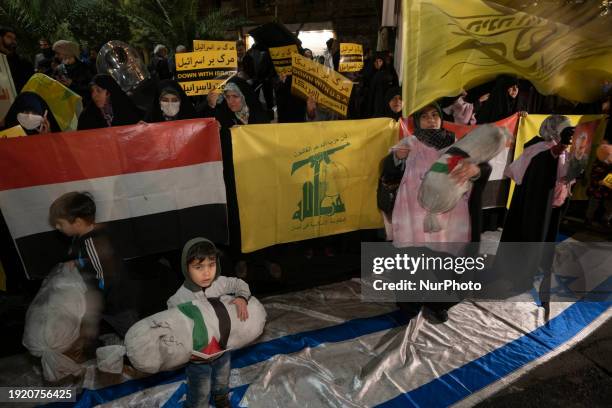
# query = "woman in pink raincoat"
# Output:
<box><xmin>389</xmin><ymin>103</ymin><xmax>491</xmax><ymax>323</ymax></box>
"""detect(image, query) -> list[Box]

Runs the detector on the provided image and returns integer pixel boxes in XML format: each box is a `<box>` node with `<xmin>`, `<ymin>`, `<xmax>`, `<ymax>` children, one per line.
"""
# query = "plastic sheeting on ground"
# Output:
<box><xmin>0</xmin><ymin>235</ymin><xmax>609</xmax><ymax>407</ymax></box>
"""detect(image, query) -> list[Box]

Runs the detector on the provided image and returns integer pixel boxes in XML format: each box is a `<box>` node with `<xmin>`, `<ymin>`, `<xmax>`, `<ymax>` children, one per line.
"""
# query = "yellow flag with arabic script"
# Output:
<box><xmin>232</xmin><ymin>118</ymin><xmax>398</xmax><ymax>252</ymax></box>
<box><xmin>22</xmin><ymin>74</ymin><xmax>82</xmax><ymax>131</ymax></box>
<box><xmin>403</xmin><ymin>0</ymin><xmax>612</xmax><ymax>115</ymax></box>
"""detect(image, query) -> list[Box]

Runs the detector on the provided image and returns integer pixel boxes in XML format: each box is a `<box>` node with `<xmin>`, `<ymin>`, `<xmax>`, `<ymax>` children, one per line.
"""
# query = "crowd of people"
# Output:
<box><xmin>1</xmin><ymin>25</ymin><xmax>612</xmax><ymax>407</ymax></box>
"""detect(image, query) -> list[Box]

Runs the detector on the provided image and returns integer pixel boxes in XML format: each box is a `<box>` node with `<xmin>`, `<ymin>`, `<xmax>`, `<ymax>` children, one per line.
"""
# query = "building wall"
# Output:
<box><xmin>217</xmin><ymin>0</ymin><xmax>382</xmax><ymax>53</ymax></box>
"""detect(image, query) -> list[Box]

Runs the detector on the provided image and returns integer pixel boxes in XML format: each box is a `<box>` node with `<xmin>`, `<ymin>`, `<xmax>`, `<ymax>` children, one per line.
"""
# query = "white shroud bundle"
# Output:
<box><xmin>124</xmin><ymin>297</ymin><xmax>266</xmax><ymax>373</ymax></box>
<box><xmin>418</xmin><ymin>124</ymin><xmax>509</xmax><ymax>233</ymax></box>
<box><xmin>22</xmin><ymin>263</ymin><xmax>88</xmax><ymax>381</ymax></box>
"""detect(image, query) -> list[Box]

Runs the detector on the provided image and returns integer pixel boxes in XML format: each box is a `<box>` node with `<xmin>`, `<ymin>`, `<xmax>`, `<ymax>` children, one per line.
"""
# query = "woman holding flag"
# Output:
<box><xmin>390</xmin><ymin>103</ymin><xmax>491</xmax><ymax>322</ymax></box>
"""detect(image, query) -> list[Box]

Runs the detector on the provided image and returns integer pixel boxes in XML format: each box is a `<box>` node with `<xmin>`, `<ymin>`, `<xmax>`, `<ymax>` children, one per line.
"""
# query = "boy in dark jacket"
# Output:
<box><xmin>168</xmin><ymin>237</ymin><xmax>250</xmax><ymax>408</ymax></box>
<box><xmin>49</xmin><ymin>191</ymin><xmax>137</xmax><ymax>340</ymax></box>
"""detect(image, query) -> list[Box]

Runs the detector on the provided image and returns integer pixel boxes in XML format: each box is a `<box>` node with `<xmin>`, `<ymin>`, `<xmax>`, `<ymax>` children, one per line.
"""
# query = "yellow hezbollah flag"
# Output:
<box><xmin>0</xmin><ymin>125</ymin><xmax>26</xmax><ymax>138</ymax></box>
<box><xmin>403</xmin><ymin>0</ymin><xmax>612</xmax><ymax>115</ymax></box>
<box><xmin>21</xmin><ymin>73</ymin><xmax>82</xmax><ymax>131</ymax></box>
<box><xmin>508</xmin><ymin>114</ymin><xmax>607</xmax><ymax>206</ymax></box>
<box><xmin>233</xmin><ymin>118</ymin><xmax>398</xmax><ymax>252</ymax></box>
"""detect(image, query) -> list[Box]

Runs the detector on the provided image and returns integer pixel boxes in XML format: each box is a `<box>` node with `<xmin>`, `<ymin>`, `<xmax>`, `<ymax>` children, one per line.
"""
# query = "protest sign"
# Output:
<box><xmin>291</xmin><ymin>53</ymin><xmax>353</xmax><ymax>117</ymax></box>
<box><xmin>175</xmin><ymin>50</ymin><xmax>238</xmax><ymax>96</ymax></box>
<box><xmin>339</xmin><ymin>43</ymin><xmax>363</xmax><ymax>72</ymax></box>
<box><xmin>269</xmin><ymin>44</ymin><xmax>298</xmax><ymax>76</ymax></box>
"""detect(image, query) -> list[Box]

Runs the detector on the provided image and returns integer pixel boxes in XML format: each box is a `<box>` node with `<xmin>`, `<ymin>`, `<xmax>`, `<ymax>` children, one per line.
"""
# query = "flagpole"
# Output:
<box><xmin>402</xmin><ymin>0</ymin><xmax>409</xmax><ymax>118</ymax></box>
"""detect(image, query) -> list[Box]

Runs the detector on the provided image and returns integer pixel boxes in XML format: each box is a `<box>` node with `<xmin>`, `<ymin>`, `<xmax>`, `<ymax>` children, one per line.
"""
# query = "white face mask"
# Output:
<box><xmin>160</xmin><ymin>101</ymin><xmax>180</xmax><ymax>118</ymax></box>
<box><xmin>17</xmin><ymin>113</ymin><xmax>43</xmax><ymax>130</ymax></box>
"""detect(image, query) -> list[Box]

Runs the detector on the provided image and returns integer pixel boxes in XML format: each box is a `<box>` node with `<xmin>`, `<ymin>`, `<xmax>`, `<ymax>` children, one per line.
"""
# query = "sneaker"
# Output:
<box><xmin>396</xmin><ymin>302</ymin><xmax>421</xmax><ymax>321</ymax></box>
<box><xmin>426</xmin><ymin>308</ymin><xmax>449</xmax><ymax>324</ymax></box>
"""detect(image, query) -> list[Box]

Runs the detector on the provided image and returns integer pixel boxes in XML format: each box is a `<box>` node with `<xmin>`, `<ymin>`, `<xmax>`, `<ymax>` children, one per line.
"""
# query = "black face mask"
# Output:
<box><xmin>414</xmin><ymin>128</ymin><xmax>456</xmax><ymax>150</ymax></box>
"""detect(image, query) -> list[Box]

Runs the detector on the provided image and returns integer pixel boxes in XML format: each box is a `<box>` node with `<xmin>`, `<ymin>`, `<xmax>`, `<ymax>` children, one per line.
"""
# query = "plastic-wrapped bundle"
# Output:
<box><xmin>97</xmin><ymin>345</ymin><xmax>126</xmax><ymax>374</ymax></box>
<box><xmin>418</xmin><ymin>124</ymin><xmax>509</xmax><ymax>232</ymax></box>
<box><xmin>22</xmin><ymin>263</ymin><xmax>88</xmax><ymax>381</ymax></box>
<box><xmin>125</xmin><ymin>297</ymin><xmax>266</xmax><ymax>373</ymax></box>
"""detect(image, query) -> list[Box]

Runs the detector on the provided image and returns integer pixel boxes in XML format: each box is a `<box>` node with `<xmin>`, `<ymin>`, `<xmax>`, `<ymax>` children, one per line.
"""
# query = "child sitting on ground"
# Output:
<box><xmin>168</xmin><ymin>237</ymin><xmax>250</xmax><ymax>408</ymax></box>
<box><xmin>49</xmin><ymin>192</ymin><xmax>138</xmax><ymax>347</ymax></box>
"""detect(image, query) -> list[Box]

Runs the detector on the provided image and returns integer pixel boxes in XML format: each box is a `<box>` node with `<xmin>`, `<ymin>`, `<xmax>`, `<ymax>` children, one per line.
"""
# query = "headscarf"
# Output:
<box><xmin>223</xmin><ymin>82</ymin><xmax>250</xmax><ymax>124</ymax></box>
<box><xmin>77</xmin><ymin>74</ymin><xmax>143</xmax><ymax>130</ymax></box>
<box><xmin>539</xmin><ymin>114</ymin><xmax>571</xmax><ymax>143</ymax></box>
<box><xmin>214</xmin><ymin>77</ymin><xmax>270</xmax><ymax>129</ymax></box>
<box><xmin>378</xmin><ymin>86</ymin><xmax>402</xmax><ymax>120</ymax></box>
<box><xmin>145</xmin><ymin>79</ymin><xmax>196</xmax><ymax>122</ymax></box>
<box><xmin>362</xmin><ymin>54</ymin><xmax>399</xmax><ymax>118</ymax></box>
<box><xmin>412</xmin><ymin>103</ymin><xmax>455</xmax><ymax>150</ymax></box>
<box><xmin>477</xmin><ymin>75</ymin><xmax>520</xmax><ymax>123</ymax></box>
<box><xmin>505</xmin><ymin>114</ymin><xmax>573</xmax><ymax>185</ymax></box>
<box><xmin>3</xmin><ymin>91</ymin><xmax>61</xmax><ymax>134</ymax></box>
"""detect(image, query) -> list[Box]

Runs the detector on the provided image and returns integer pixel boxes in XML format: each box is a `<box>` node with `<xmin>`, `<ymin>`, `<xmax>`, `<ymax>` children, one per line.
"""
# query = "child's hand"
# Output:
<box><xmin>450</xmin><ymin>161</ymin><xmax>480</xmax><ymax>185</ymax></box>
<box><xmin>231</xmin><ymin>297</ymin><xmax>249</xmax><ymax>321</ymax></box>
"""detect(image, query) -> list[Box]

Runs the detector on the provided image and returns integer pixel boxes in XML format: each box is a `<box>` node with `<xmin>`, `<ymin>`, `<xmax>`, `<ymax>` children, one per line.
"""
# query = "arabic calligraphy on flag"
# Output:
<box><xmin>175</xmin><ymin>50</ymin><xmax>238</xmax><ymax>96</ymax></box>
<box><xmin>232</xmin><ymin>118</ymin><xmax>398</xmax><ymax>252</ymax></box>
<box><xmin>402</xmin><ymin>0</ymin><xmax>612</xmax><ymax>114</ymax></box>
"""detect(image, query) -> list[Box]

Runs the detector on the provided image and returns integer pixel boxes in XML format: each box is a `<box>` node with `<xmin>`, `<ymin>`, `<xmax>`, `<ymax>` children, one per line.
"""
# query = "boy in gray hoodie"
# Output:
<box><xmin>168</xmin><ymin>237</ymin><xmax>250</xmax><ymax>408</ymax></box>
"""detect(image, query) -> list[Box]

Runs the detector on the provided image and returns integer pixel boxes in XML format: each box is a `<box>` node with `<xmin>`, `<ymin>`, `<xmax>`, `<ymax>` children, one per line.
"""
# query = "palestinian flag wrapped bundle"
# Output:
<box><xmin>419</xmin><ymin>124</ymin><xmax>509</xmax><ymax>232</ymax></box>
<box><xmin>125</xmin><ymin>297</ymin><xmax>266</xmax><ymax>373</ymax></box>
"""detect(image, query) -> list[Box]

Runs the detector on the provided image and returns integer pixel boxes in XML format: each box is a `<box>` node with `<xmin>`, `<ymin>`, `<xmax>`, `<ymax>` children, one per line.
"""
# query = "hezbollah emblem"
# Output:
<box><xmin>292</xmin><ymin>143</ymin><xmax>349</xmax><ymax>222</ymax></box>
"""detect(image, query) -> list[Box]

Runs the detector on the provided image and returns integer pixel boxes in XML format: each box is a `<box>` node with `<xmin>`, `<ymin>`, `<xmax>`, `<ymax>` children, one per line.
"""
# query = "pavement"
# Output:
<box><xmin>476</xmin><ymin>221</ymin><xmax>611</xmax><ymax>408</ymax></box>
<box><xmin>476</xmin><ymin>317</ymin><xmax>612</xmax><ymax>408</ymax></box>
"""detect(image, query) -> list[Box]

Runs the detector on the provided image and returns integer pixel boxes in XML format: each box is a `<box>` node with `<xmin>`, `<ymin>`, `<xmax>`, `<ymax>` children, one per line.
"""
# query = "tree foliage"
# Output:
<box><xmin>1</xmin><ymin>0</ymin><xmax>249</xmax><ymax>59</ymax></box>
<box><xmin>0</xmin><ymin>0</ymin><xmax>72</xmax><ymax>56</ymax></box>
<box><xmin>67</xmin><ymin>0</ymin><xmax>131</xmax><ymax>49</ymax></box>
<box><xmin>122</xmin><ymin>0</ymin><xmax>249</xmax><ymax>49</ymax></box>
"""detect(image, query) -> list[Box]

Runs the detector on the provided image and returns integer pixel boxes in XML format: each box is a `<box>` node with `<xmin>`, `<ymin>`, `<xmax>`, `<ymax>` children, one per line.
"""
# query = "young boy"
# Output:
<box><xmin>49</xmin><ymin>192</ymin><xmax>137</xmax><ymax>340</ymax></box>
<box><xmin>167</xmin><ymin>237</ymin><xmax>250</xmax><ymax>408</ymax></box>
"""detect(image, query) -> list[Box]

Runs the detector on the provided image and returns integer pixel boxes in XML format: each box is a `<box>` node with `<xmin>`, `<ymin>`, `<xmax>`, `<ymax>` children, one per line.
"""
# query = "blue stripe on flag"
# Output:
<box><xmin>43</xmin><ymin>270</ymin><xmax>610</xmax><ymax>407</ymax></box>
<box><xmin>44</xmin><ymin>368</ymin><xmax>185</xmax><ymax>408</ymax></box>
<box><xmin>43</xmin><ymin>310</ymin><xmax>407</xmax><ymax>407</ymax></box>
<box><xmin>376</xmin><ymin>300</ymin><xmax>610</xmax><ymax>407</ymax></box>
<box><xmin>231</xmin><ymin>310</ymin><xmax>408</xmax><ymax>369</ymax></box>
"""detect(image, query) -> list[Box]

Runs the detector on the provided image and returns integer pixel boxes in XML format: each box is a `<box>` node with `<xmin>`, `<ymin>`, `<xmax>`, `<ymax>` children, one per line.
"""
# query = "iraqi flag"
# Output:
<box><xmin>0</xmin><ymin>119</ymin><xmax>228</xmax><ymax>279</ymax></box>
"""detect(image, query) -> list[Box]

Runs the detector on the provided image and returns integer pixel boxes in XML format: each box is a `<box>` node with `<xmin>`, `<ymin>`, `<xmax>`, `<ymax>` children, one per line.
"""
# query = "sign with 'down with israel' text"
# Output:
<box><xmin>269</xmin><ymin>44</ymin><xmax>298</xmax><ymax>76</ymax></box>
<box><xmin>175</xmin><ymin>50</ymin><xmax>238</xmax><ymax>96</ymax></box>
<box><xmin>193</xmin><ymin>40</ymin><xmax>236</xmax><ymax>52</ymax></box>
<box><xmin>339</xmin><ymin>43</ymin><xmax>363</xmax><ymax>72</ymax></box>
